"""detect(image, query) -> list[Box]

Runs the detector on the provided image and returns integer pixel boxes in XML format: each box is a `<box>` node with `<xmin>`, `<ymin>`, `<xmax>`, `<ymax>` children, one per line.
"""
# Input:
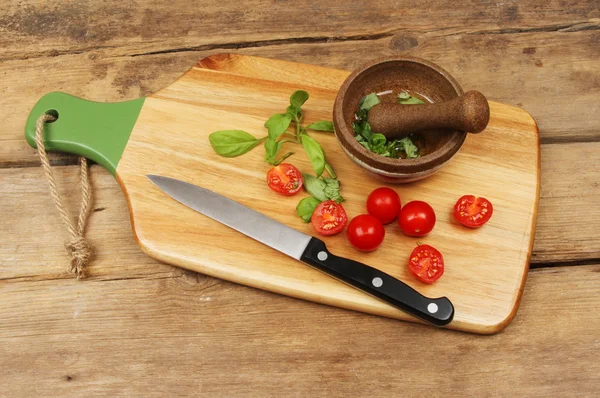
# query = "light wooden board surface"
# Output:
<box><xmin>1</xmin><ymin>0</ymin><xmax>599</xmax><ymax>395</ymax></box>
<box><xmin>115</xmin><ymin>54</ymin><xmax>538</xmax><ymax>333</ymax></box>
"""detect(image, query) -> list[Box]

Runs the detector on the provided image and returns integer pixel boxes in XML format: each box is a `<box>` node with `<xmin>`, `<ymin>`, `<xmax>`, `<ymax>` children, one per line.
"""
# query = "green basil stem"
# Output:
<box><xmin>325</xmin><ymin>162</ymin><xmax>337</xmax><ymax>179</ymax></box>
<box><xmin>274</xmin><ymin>152</ymin><xmax>294</xmax><ymax>165</ymax></box>
<box><xmin>295</xmin><ymin>116</ymin><xmax>301</xmax><ymax>140</ymax></box>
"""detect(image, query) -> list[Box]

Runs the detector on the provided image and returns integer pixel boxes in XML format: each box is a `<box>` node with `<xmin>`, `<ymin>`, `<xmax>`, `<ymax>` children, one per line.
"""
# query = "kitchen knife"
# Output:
<box><xmin>147</xmin><ymin>174</ymin><xmax>454</xmax><ymax>326</ymax></box>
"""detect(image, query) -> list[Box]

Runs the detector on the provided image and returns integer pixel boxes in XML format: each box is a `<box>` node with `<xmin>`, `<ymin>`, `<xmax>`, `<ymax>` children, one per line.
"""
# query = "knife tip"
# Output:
<box><xmin>146</xmin><ymin>174</ymin><xmax>167</xmax><ymax>186</ymax></box>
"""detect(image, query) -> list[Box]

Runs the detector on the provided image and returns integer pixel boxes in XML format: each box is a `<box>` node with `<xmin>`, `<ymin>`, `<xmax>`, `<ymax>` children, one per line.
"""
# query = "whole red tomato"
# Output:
<box><xmin>366</xmin><ymin>187</ymin><xmax>401</xmax><ymax>224</ymax></box>
<box><xmin>398</xmin><ymin>201</ymin><xmax>436</xmax><ymax>237</ymax></box>
<box><xmin>347</xmin><ymin>214</ymin><xmax>385</xmax><ymax>251</ymax></box>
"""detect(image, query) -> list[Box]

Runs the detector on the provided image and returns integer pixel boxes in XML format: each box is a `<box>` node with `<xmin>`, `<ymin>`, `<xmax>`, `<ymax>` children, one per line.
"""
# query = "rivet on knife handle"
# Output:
<box><xmin>300</xmin><ymin>237</ymin><xmax>454</xmax><ymax>326</ymax></box>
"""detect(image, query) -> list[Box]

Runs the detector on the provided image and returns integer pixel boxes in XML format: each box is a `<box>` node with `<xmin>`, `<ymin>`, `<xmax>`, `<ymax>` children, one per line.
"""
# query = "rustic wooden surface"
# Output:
<box><xmin>1</xmin><ymin>0</ymin><xmax>599</xmax><ymax>395</ymax></box>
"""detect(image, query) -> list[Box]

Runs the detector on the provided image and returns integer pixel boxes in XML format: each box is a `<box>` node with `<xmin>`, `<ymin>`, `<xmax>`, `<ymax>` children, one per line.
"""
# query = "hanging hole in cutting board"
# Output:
<box><xmin>45</xmin><ymin>109</ymin><xmax>59</xmax><ymax>122</ymax></box>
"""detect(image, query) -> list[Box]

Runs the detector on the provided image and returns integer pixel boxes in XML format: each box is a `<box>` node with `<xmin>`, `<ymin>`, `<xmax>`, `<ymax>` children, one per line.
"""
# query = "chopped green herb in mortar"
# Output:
<box><xmin>352</xmin><ymin>91</ymin><xmax>424</xmax><ymax>159</ymax></box>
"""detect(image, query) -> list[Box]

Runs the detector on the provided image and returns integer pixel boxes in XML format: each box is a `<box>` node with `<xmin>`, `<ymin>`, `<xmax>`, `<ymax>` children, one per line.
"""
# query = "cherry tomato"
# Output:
<box><xmin>266</xmin><ymin>163</ymin><xmax>303</xmax><ymax>196</ymax></box>
<box><xmin>366</xmin><ymin>187</ymin><xmax>402</xmax><ymax>224</ymax></box>
<box><xmin>453</xmin><ymin>195</ymin><xmax>494</xmax><ymax>228</ymax></box>
<box><xmin>408</xmin><ymin>244</ymin><xmax>444</xmax><ymax>284</ymax></box>
<box><xmin>398</xmin><ymin>201</ymin><xmax>436</xmax><ymax>237</ymax></box>
<box><xmin>347</xmin><ymin>214</ymin><xmax>385</xmax><ymax>251</ymax></box>
<box><xmin>311</xmin><ymin>200</ymin><xmax>348</xmax><ymax>236</ymax></box>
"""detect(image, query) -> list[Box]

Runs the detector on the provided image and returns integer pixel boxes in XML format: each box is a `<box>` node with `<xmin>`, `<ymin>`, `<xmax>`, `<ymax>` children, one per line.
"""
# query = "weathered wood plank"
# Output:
<box><xmin>2</xmin><ymin>28</ymin><xmax>599</xmax><ymax>167</ymax></box>
<box><xmin>1</xmin><ymin>0</ymin><xmax>598</xmax><ymax>60</ymax></box>
<box><xmin>2</xmin><ymin>1</ymin><xmax>598</xmax><ymax>394</ymax></box>
<box><xmin>0</xmin><ymin>260</ymin><xmax>598</xmax><ymax>396</ymax></box>
<box><xmin>0</xmin><ymin>165</ymin><xmax>184</xmax><ymax>281</ymax></box>
<box><xmin>533</xmin><ymin>142</ymin><xmax>600</xmax><ymax>263</ymax></box>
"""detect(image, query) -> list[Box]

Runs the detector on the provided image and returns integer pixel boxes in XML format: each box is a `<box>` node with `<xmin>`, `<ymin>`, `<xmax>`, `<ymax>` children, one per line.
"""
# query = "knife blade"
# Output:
<box><xmin>147</xmin><ymin>174</ymin><xmax>454</xmax><ymax>326</ymax></box>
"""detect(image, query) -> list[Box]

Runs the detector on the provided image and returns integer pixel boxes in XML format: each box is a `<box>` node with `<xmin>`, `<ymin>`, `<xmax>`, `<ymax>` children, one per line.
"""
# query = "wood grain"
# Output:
<box><xmin>1</xmin><ymin>257</ymin><xmax>598</xmax><ymax>396</ymax></box>
<box><xmin>2</xmin><ymin>46</ymin><xmax>599</xmax><ymax>262</ymax></box>
<box><xmin>112</xmin><ymin>55</ymin><xmax>539</xmax><ymax>333</ymax></box>
<box><xmin>2</xmin><ymin>27</ymin><xmax>599</xmax><ymax>168</ymax></box>
<box><xmin>234</xmin><ymin>30</ymin><xmax>600</xmax><ymax>143</ymax></box>
<box><xmin>2</xmin><ymin>0</ymin><xmax>600</xmax><ymax>394</ymax></box>
<box><xmin>1</xmin><ymin>0</ymin><xmax>598</xmax><ymax>61</ymax></box>
<box><xmin>0</xmin><ymin>164</ymin><xmax>597</xmax><ymax>396</ymax></box>
<box><xmin>1</xmin><ymin>147</ymin><xmax>596</xmax><ymax>283</ymax></box>
<box><xmin>534</xmin><ymin>142</ymin><xmax>600</xmax><ymax>262</ymax></box>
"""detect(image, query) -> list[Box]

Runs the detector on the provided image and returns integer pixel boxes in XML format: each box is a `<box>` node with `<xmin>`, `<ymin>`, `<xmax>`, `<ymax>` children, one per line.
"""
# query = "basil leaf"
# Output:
<box><xmin>359</xmin><ymin>93</ymin><xmax>381</xmax><ymax>111</ymax></box>
<box><xmin>360</xmin><ymin>142</ymin><xmax>371</xmax><ymax>150</ymax></box>
<box><xmin>301</xmin><ymin>134</ymin><xmax>325</xmax><ymax>177</ymax></box>
<box><xmin>399</xmin><ymin>137</ymin><xmax>419</xmax><ymax>158</ymax></box>
<box><xmin>353</xmin><ymin>120</ymin><xmax>373</xmax><ymax>140</ymax></box>
<box><xmin>360</xmin><ymin>121</ymin><xmax>373</xmax><ymax>140</ymax></box>
<box><xmin>397</xmin><ymin>91</ymin><xmax>411</xmax><ymax>100</ymax></box>
<box><xmin>399</xmin><ymin>97</ymin><xmax>426</xmax><ymax>105</ymax></box>
<box><xmin>370</xmin><ymin>133</ymin><xmax>387</xmax><ymax>147</ymax></box>
<box><xmin>323</xmin><ymin>178</ymin><xmax>344</xmax><ymax>203</ymax></box>
<box><xmin>209</xmin><ymin>130</ymin><xmax>263</xmax><ymax>157</ymax></box>
<box><xmin>264</xmin><ymin>138</ymin><xmax>281</xmax><ymax>165</ymax></box>
<box><xmin>306</xmin><ymin>121</ymin><xmax>334</xmax><ymax>132</ymax></box>
<box><xmin>386</xmin><ymin>140</ymin><xmax>400</xmax><ymax>158</ymax></box>
<box><xmin>398</xmin><ymin>91</ymin><xmax>425</xmax><ymax>104</ymax></box>
<box><xmin>355</xmin><ymin>109</ymin><xmax>368</xmax><ymax>121</ymax></box>
<box><xmin>356</xmin><ymin>134</ymin><xmax>371</xmax><ymax>150</ymax></box>
<box><xmin>290</xmin><ymin>90</ymin><xmax>309</xmax><ymax>111</ymax></box>
<box><xmin>296</xmin><ymin>197</ymin><xmax>321</xmax><ymax>223</ymax></box>
<box><xmin>369</xmin><ymin>133</ymin><xmax>387</xmax><ymax>155</ymax></box>
<box><xmin>286</xmin><ymin>105</ymin><xmax>297</xmax><ymax>117</ymax></box>
<box><xmin>265</xmin><ymin>113</ymin><xmax>293</xmax><ymax>140</ymax></box>
<box><xmin>302</xmin><ymin>173</ymin><xmax>328</xmax><ymax>202</ymax></box>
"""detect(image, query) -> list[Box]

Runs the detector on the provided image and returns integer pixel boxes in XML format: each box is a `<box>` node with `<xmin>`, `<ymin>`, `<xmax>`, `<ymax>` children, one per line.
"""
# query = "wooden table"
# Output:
<box><xmin>1</xmin><ymin>1</ymin><xmax>599</xmax><ymax>395</ymax></box>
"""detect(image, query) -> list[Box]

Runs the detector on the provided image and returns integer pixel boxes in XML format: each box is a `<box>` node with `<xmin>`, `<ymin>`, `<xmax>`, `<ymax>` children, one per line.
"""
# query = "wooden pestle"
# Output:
<box><xmin>367</xmin><ymin>90</ymin><xmax>490</xmax><ymax>139</ymax></box>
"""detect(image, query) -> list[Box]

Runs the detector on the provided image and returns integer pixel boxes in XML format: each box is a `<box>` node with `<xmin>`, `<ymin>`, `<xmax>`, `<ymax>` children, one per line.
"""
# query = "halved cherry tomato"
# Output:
<box><xmin>408</xmin><ymin>244</ymin><xmax>444</xmax><ymax>284</ymax></box>
<box><xmin>398</xmin><ymin>201</ymin><xmax>436</xmax><ymax>237</ymax></box>
<box><xmin>311</xmin><ymin>200</ymin><xmax>348</xmax><ymax>236</ymax></box>
<box><xmin>453</xmin><ymin>195</ymin><xmax>493</xmax><ymax>228</ymax></box>
<box><xmin>266</xmin><ymin>163</ymin><xmax>303</xmax><ymax>196</ymax></box>
<box><xmin>347</xmin><ymin>214</ymin><xmax>385</xmax><ymax>251</ymax></box>
<box><xmin>366</xmin><ymin>187</ymin><xmax>401</xmax><ymax>224</ymax></box>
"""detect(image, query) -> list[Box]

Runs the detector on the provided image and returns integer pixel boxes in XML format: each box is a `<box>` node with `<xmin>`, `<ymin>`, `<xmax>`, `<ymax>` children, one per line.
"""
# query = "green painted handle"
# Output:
<box><xmin>25</xmin><ymin>92</ymin><xmax>145</xmax><ymax>176</ymax></box>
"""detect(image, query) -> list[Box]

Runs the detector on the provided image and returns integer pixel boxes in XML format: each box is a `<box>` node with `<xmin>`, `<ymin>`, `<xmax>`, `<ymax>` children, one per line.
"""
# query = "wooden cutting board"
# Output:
<box><xmin>25</xmin><ymin>54</ymin><xmax>540</xmax><ymax>334</ymax></box>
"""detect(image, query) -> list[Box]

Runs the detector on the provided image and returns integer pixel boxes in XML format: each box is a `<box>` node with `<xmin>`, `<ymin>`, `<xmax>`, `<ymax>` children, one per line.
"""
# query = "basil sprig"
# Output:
<box><xmin>209</xmin><ymin>90</ymin><xmax>336</xmax><ymax>177</ymax></box>
<box><xmin>209</xmin><ymin>90</ymin><xmax>345</xmax><ymax>224</ymax></box>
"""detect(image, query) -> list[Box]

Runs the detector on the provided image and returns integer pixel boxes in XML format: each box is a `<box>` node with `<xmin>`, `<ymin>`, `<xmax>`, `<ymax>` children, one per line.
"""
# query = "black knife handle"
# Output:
<box><xmin>300</xmin><ymin>237</ymin><xmax>454</xmax><ymax>326</ymax></box>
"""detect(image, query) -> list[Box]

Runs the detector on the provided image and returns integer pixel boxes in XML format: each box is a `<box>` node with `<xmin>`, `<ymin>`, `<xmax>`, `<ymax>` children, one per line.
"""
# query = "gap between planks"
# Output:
<box><xmin>5</xmin><ymin>138</ymin><xmax>600</xmax><ymax>172</ymax></box>
<box><xmin>3</xmin><ymin>20</ymin><xmax>599</xmax><ymax>63</ymax></box>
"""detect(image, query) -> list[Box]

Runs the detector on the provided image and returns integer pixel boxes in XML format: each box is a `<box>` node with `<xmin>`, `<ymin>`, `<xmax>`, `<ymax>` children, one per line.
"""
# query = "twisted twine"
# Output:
<box><xmin>35</xmin><ymin>114</ymin><xmax>93</xmax><ymax>279</ymax></box>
